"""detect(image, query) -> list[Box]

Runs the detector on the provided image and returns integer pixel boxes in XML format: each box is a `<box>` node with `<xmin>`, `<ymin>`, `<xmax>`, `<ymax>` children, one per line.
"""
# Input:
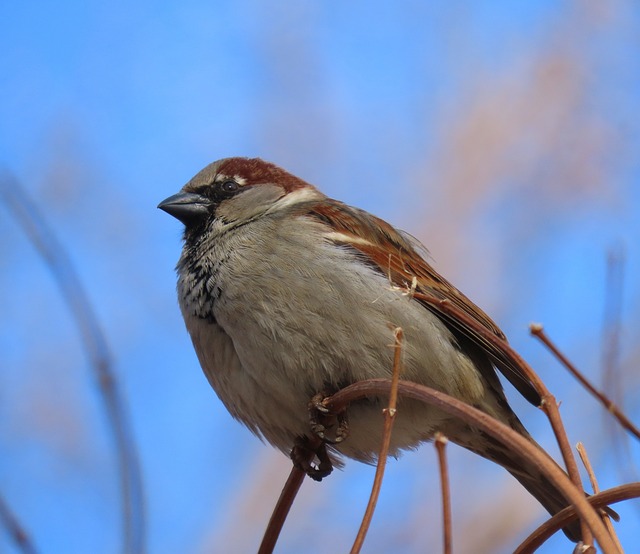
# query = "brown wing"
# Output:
<box><xmin>306</xmin><ymin>199</ymin><xmax>541</xmax><ymax>406</ymax></box>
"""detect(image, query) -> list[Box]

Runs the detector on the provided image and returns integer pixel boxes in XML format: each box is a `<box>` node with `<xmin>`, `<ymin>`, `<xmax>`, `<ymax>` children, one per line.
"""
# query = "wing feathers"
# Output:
<box><xmin>307</xmin><ymin>200</ymin><xmax>541</xmax><ymax>406</ymax></box>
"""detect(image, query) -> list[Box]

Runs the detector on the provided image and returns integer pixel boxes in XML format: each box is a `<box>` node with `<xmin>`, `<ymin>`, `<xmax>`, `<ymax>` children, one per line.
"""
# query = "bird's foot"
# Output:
<box><xmin>291</xmin><ymin>436</ymin><xmax>333</xmax><ymax>482</ymax></box>
<box><xmin>308</xmin><ymin>392</ymin><xmax>350</xmax><ymax>444</ymax></box>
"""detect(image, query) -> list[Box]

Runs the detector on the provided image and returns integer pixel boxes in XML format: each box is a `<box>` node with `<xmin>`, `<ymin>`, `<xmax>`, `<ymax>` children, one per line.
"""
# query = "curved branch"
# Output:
<box><xmin>515</xmin><ymin>483</ymin><xmax>640</xmax><ymax>554</ymax></box>
<box><xmin>326</xmin><ymin>379</ymin><xmax>620</xmax><ymax>553</ymax></box>
<box><xmin>0</xmin><ymin>172</ymin><xmax>146</xmax><ymax>553</ymax></box>
<box><xmin>412</xmin><ymin>292</ymin><xmax>591</xmax><ymax>543</ymax></box>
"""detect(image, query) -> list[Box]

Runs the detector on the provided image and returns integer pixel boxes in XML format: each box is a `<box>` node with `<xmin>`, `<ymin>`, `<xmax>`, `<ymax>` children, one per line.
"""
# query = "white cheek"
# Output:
<box><xmin>266</xmin><ymin>187</ymin><xmax>324</xmax><ymax>213</ymax></box>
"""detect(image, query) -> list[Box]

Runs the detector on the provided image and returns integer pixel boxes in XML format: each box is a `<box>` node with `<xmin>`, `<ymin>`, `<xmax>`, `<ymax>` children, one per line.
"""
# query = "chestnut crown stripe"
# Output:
<box><xmin>307</xmin><ymin>200</ymin><xmax>541</xmax><ymax>406</ymax></box>
<box><xmin>216</xmin><ymin>157</ymin><xmax>313</xmax><ymax>192</ymax></box>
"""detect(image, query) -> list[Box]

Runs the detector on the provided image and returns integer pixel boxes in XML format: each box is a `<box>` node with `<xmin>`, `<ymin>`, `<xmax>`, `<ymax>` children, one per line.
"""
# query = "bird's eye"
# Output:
<box><xmin>217</xmin><ymin>180</ymin><xmax>239</xmax><ymax>198</ymax></box>
<box><xmin>222</xmin><ymin>180</ymin><xmax>238</xmax><ymax>193</ymax></box>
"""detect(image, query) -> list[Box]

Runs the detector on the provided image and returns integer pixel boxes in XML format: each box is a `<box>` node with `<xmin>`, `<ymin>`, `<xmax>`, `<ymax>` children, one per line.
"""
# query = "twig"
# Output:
<box><xmin>351</xmin><ymin>328</ymin><xmax>404</xmax><ymax>554</ymax></box>
<box><xmin>434</xmin><ymin>433</ymin><xmax>452</xmax><ymax>554</ymax></box>
<box><xmin>576</xmin><ymin>443</ymin><xmax>600</xmax><ymax>497</ymax></box>
<box><xmin>0</xmin><ymin>172</ymin><xmax>146</xmax><ymax>553</ymax></box>
<box><xmin>326</xmin><ymin>379</ymin><xmax>621</xmax><ymax>553</ymax></box>
<box><xmin>577</xmin><ymin>443</ymin><xmax>622</xmax><ymax>552</ymax></box>
<box><xmin>515</xmin><ymin>483</ymin><xmax>640</xmax><ymax>554</ymax></box>
<box><xmin>599</xmin><ymin>246</ymin><xmax>640</xmax><ymax>492</ymax></box>
<box><xmin>413</xmin><ymin>292</ymin><xmax>591</xmax><ymax>544</ymax></box>
<box><xmin>530</xmin><ymin>324</ymin><xmax>640</xmax><ymax>441</ymax></box>
<box><xmin>258</xmin><ymin>463</ymin><xmax>309</xmax><ymax>554</ymax></box>
<box><xmin>601</xmin><ymin>245</ymin><xmax>624</xmax><ymax>419</ymax></box>
<box><xmin>0</xmin><ymin>493</ymin><xmax>38</xmax><ymax>554</ymax></box>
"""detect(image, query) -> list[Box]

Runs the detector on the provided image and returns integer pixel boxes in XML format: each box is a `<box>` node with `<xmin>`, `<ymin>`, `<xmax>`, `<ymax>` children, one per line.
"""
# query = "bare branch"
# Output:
<box><xmin>515</xmin><ymin>483</ymin><xmax>640</xmax><ymax>554</ymax></box>
<box><xmin>258</xmin><ymin>464</ymin><xmax>309</xmax><ymax>554</ymax></box>
<box><xmin>577</xmin><ymin>443</ymin><xmax>600</xmax><ymax>496</ymax></box>
<box><xmin>0</xmin><ymin>493</ymin><xmax>38</xmax><ymax>554</ymax></box>
<box><xmin>412</xmin><ymin>292</ymin><xmax>591</xmax><ymax>543</ymax></box>
<box><xmin>434</xmin><ymin>433</ymin><xmax>452</xmax><ymax>554</ymax></box>
<box><xmin>599</xmin><ymin>246</ymin><xmax>640</xmax><ymax>492</ymax></box>
<box><xmin>577</xmin><ymin>443</ymin><xmax>623</xmax><ymax>552</ymax></box>
<box><xmin>351</xmin><ymin>327</ymin><xmax>404</xmax><ymax>554</ymax></box>
<box><xmin>602</xmin><ymin>245</ymin><xmax>625</xmax><ymax>411</ymax></box>
<box><xmin>530</xmin><ymin>324</ymin><xmax>640</xmax><ymax>441</ymax></box>
<box><xmin>0</xmin><ymin>171</ymin><xmax>146</xmax><ymax>553</ymax></box>
<box><xmin>326</xmin><ymin>379</ymin><xmax>621</xmax><ymax>553</ymax></box>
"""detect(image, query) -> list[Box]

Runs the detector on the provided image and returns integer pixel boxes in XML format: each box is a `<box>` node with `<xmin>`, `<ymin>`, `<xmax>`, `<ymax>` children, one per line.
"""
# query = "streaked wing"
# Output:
<box><xmin>306</xmin><ymin>199</ymin><xmax>541</xmax><ymax>406</ymax></box>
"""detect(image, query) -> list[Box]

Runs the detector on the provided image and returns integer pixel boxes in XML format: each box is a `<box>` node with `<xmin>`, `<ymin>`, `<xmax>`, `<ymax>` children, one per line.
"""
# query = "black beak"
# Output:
<box><xmin>158</xmin><ymin>192</ymin><xmax>211</xmax><ymax>226</ymax></box>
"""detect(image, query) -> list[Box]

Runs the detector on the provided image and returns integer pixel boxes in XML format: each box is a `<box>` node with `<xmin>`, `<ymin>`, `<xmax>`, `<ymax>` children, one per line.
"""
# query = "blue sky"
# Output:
<box><xmin>1</xmin><ymin>2</ymin><xmax>639</xmax><ymax>553</ymax></box>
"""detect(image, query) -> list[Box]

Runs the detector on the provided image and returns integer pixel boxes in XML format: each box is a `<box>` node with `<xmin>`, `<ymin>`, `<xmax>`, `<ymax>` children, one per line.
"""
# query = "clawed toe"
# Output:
<box><xmin>307</xmin><ymin>391</ymin><xmax>350</xmax><ymax>444</ymax></box>
<box><xmin>334</xmin><ymin>412</ymin><xmax>349</xmax><ymax>443</ymax></box>
<box><xmin>309</xmin><ymin>392</ymin><xmax>330</xmax><ymax>414</ymax></box>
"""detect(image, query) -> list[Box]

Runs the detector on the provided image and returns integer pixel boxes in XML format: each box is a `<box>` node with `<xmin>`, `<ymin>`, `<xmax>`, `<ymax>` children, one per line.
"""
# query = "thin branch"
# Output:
<box><xmin>351</xmin><ymin>328</ymin><xmax>404</xmax><ymax>554</ymax></box>
<box><xmin>258</xmin><ymin>464</ymin><xmax>309</xmax><ymax>554</ymax></box>
<box><xmin>575</xmin><ymin>443</ymin><xmax>601</xmax><ymax>554</ymax></box>
<box><xmin>515</xmin><ymin>483</ymin><xmax>640</xmax><ymax>554</ymax></box>
<box><xmin>599</xmin><ymin>246</ymin><xmax>640</xmax><ymax>494</ymax></box>
<box><xmin>434</xmin><ymin>433</ymin><xmax>452</xmax><ymax>554</ymax></box>
<box><xmin>601</xmin><ymin>245</ymin><xmax>625</xmax><ymax>416</ymax></box>
<box><xmin>413</xmin><ymin>292</ymin><xmax>591</xmax><ymax>544</ymax></box>
<box><xmin>577</xmin><ymin>443</ymin><xmax>622</xmax><ymax>552</ymax></box>
<box><xmin>326</xmin><ymin>379</ymin><xmax>621</xmax><ymax>553</ymax></box>
<box><xmin>530</xmin><ymin>324</ymin><xmax>640</xmax><ymax>441</ymax></box>
<box><xmin>0</xmin><ymin>493</ymin><xmax>38</xmax><ymax>554</ymax></box>
<box><xmin>576</xmin><ymin>443</ymin><xmax>600</xmax><ymax>495</ymax></box>
<box><xmin>0</xmin><ymin>172</ymin><xmax>145</xmax><ymax>553</ymax></box>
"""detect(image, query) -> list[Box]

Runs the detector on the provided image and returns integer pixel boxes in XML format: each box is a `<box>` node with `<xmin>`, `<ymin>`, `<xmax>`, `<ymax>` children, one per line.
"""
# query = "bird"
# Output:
<box><xmin>159</xmin><ymin>156</ymin><xmax>583</xmax><ymax>541</ymax></box>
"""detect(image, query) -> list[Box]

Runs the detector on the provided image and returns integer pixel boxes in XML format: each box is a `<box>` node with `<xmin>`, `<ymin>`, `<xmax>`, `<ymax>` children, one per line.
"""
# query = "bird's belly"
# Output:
<box><xmin>188</xmin><ymin>305</ymin><xmax>447</xmax><ymax>462</ymax></box>
<box><xmin>183</xmin><ymin>312</ymin><xmax>314</xmax><ymax>452</ymax></box>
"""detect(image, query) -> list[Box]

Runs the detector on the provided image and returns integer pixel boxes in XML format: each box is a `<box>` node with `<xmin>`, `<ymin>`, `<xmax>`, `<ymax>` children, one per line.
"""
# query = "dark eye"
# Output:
<box><xmin>217</xmin><ymin>180</ymin><xmax>239</xmax><ymax>198</ymax></box>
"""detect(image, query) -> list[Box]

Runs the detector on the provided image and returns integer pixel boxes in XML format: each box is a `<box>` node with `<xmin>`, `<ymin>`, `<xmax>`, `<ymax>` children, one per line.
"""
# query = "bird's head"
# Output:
<box><xmin>158</xmin><ymin>157</ymin><xmax>323</xmax><ymax>235</ymax></box>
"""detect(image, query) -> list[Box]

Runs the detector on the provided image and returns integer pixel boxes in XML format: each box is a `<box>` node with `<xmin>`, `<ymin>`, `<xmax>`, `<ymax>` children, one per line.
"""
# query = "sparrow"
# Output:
<box><xmin>159</xmin><ymin>157</ymin><xmax>581</xmax><ymax>541</ymax></box>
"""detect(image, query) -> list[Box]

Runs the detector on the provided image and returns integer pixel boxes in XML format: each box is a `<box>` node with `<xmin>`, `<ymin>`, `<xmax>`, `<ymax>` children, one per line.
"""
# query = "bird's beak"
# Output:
<box><xmin>158</xmin><ymin>192</ymin><xmax>211</xmax><ymax>226</ymax></box>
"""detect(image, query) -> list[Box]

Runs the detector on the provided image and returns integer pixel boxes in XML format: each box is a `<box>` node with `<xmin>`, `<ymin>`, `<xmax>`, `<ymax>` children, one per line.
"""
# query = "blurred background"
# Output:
<box><xmin>1</xmin><ymin>1</ymin><xmax>639</xmax><ymax>553</ymax></box>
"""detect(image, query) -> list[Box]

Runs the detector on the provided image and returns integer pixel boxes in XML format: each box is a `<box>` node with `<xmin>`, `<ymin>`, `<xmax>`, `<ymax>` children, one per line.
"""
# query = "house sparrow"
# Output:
<box><xmin>159</xmin><ymin>157</ymin><xmax>581</xmax><ymax>541</ymax></box>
